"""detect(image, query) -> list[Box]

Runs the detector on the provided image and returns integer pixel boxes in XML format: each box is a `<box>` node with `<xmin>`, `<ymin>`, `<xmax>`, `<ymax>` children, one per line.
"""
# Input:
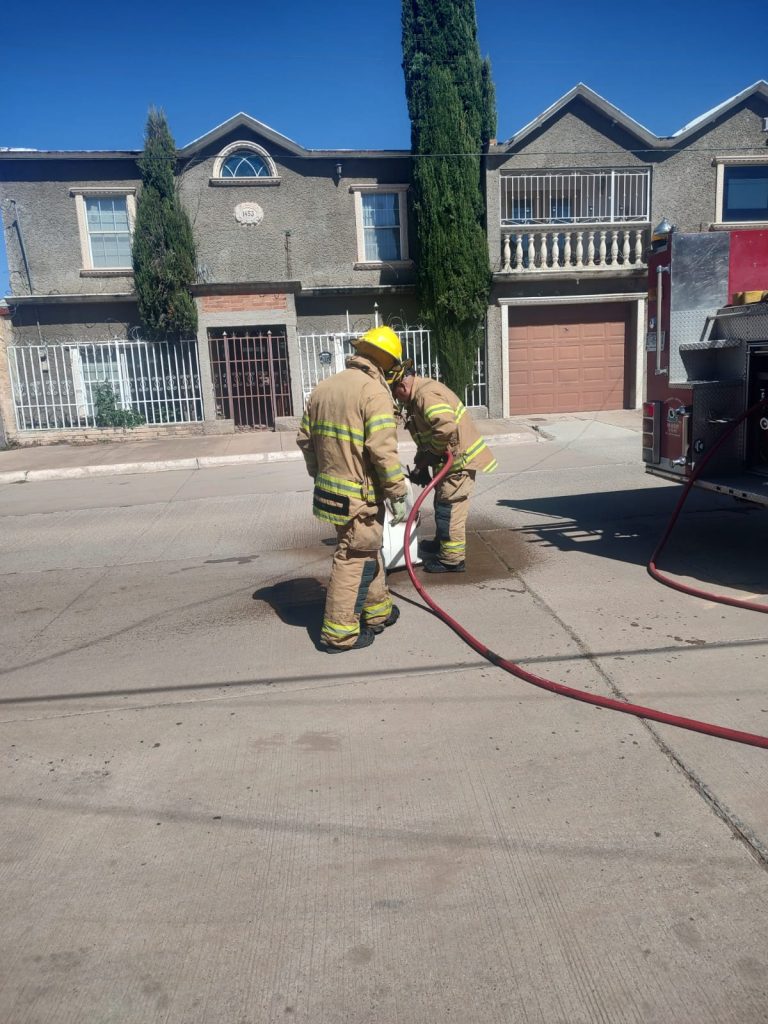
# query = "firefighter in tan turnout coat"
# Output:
<box><xmin>389</xmin><ymin>364</ymin><xmax>497</xmax><ymax>573</ymax></box>
<box><xmin>297</xmin><ymin>327</ymin><xmax>407</xmax><ymax>652</ymax></box>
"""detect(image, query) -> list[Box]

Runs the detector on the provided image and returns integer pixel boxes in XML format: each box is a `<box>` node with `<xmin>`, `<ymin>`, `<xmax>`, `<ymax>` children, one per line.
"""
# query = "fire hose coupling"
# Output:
<box><xmin>667</xmin><ymin>405</ymin><xmax>691</xmax><ymax>421</ymax></box>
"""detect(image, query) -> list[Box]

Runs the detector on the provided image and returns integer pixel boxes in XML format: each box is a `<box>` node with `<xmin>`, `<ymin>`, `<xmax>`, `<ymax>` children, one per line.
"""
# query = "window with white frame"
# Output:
<box><xmin>212</xmin><ymin>141</ymin><xmax>278</xmax><ymax>183</ymax></box>
<box><xmin>351</xmin><ymin>185</ymin><xmax>410</xmax><ymax>264</ymax></box>
<box><xmin>715</xmin><ymin>158</ymin><xmax>768</xmax><ymax>224</ymax></box>
<box><xmin>221</xmin><ymin>150</ymin><xmax>269</xmax><ymax>178</ymax></box>
<box><xmin>71</xmin><ymin>189</ymin><xmax>136</xmax><ymax>271</ymax></box>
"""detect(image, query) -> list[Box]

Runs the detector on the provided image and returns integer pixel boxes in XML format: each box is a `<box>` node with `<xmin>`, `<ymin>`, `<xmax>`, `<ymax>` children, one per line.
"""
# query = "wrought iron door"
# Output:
<box><xmin>208</xmin><ymin>328</ymin><xmax>293</xmax><ymax>429</ymax></box>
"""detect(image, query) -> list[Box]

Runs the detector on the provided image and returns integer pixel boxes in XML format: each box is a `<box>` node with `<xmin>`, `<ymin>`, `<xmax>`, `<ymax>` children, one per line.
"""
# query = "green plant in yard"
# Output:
<box><xmin>92</xmin><ymin>383</ymin><xmax>145</xmax><ymax>429</ymax></box>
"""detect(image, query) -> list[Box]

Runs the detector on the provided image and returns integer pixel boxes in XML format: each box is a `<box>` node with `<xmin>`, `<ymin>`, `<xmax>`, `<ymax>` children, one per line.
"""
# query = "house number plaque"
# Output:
<box><xmin>234</xmin><ymin>202</ymin><xmax>264</xmax><ymax>225</ymax></box>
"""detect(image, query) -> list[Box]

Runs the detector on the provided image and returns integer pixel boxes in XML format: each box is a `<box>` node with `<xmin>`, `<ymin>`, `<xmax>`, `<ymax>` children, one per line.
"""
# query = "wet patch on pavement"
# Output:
<box><xmin>295</xmin><ymin>731</ymin><xmax>342</xmax><ymax>752</ymax></box>
<box><xmin>206</xmin><ymin>553</ymin><xmax>260</xmax><ymax>565</ymax></box>
<box><xmin>388</xmin><ymin>527</ymin><xmax>538</xmax><ymax>587</ymax></box>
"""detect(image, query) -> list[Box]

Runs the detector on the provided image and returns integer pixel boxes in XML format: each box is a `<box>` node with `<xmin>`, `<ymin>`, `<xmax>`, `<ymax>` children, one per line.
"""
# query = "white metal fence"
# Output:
<box><xmin>298</xmin><ymin>327</ymin><xmax>487</xmax><ymax>408</ymax></box>
<box><xmin>500</xmin><ymin>169</ymin><xmax>651</xmax><ymax>225</ymax></box>
<box><xmin>8</xmin><ymin>340</ymin><xmax>203</xmax><ymax>431</ymax></box>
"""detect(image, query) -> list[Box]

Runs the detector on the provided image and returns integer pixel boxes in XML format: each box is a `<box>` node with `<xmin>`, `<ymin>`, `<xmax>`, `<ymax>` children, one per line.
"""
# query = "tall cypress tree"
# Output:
<box><xmin>132</xmin><ymin>108</ymin><xmax>198</xmax><ymax>340</ymax></box>
<box><xmin>402</xmin><ymin>0</ymin><xmax>496</xmax><ymax>397</ymax></box>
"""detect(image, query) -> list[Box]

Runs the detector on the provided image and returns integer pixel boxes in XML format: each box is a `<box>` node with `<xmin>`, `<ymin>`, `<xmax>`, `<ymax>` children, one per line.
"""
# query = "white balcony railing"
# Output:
<box><xmin>499</xmin><ymin>224</ymin><xmax>650</xmax><ymax>274</ymax></box>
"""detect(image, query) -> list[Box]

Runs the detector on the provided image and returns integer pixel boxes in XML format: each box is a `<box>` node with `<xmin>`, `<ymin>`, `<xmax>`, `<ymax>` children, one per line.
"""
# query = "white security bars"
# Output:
<box><xmin>297</xmin><ymin>327</ymin><xmax>486</xmax><ymax>408</ymax></box>
<box><xmin>8</xmin><ymin>340</ymin><xmax>202</xmax><ymax>431</ymax></box>
<box><xmin>500</xmin><ymin>169</ymin><xmax>651</xmax><ymax>225</ymax></box>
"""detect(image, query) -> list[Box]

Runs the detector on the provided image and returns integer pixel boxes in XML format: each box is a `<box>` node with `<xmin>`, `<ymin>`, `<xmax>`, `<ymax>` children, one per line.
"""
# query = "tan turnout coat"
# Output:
<box><xmin>297</xmin><ymin>354</ymin><xmax>407</xmax><ymax>525</ymax></box>
<box><xmin>403</xmin><ymin>377</ymin><xmax>497</xmax><ymax>475</ymax></box>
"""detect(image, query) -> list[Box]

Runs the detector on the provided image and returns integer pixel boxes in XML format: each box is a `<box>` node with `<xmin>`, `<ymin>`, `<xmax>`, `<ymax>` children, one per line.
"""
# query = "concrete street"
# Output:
<box><xmin>1</xmin><ymin>418</ymin><xmax>767</xmax><ymax>1023</ymax></box>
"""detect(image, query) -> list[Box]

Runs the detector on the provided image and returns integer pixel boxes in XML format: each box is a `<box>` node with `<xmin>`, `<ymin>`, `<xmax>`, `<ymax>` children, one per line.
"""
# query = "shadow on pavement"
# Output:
<box><xmin>252</xmin><ymin>577</ymin><xmax>326</xmax><ymax>647</ymax></box>
<box><xmin>497</xmin><ymin>486</ymin><xmax>768</xmax><ymax>595</ymax></box>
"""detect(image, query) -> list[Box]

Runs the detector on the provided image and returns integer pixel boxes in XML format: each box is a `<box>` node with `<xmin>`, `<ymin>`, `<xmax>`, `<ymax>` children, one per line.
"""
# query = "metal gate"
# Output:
<box><xmin>208</xmin><ymin>328</ymin><xmax>293</xmax><ymax>429</ymax></box>
<box><xmin>297</xmin><ymin>327</ymin><xmax>487</xmax><ymax>408</ymax></box>
<box><xmin>7</xmin><ymin>340</ymin><xmax>203</xmax><ymax>431</ymax></box>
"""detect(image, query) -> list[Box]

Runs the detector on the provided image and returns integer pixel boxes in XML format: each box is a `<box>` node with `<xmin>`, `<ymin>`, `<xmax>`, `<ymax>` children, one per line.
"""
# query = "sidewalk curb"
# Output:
<box><xmin>0</xmin><ymin>432</ymin><xmax>537</xmax><ymax>485</ymax></box>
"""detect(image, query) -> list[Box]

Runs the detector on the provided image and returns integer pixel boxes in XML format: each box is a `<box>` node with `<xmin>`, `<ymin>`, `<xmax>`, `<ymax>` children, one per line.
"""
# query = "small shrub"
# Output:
<box><xmin>92</xmin><ymin>383</ymin><xmax>145</xmax><ymax>429</ymax></box>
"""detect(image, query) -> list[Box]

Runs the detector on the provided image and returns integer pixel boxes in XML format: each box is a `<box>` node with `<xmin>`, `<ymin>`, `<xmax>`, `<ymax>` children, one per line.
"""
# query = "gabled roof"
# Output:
<box><xmin>3</xmin><ymin>81</ymin><xmax>767</xmax><ymax>163</ymax></box>
<box><xmin>503</xmin><ymin>83</ymin><xmax>658</xmax><ymax>150</ymax></box>
<box><xmin>177</xmin><ymin>111</ymin><xmax>408</xmax><ymax>160</ymax></box>
<box><xmin>499</xmin><ymin>80</ymin><xmax>768</xmax><ymax>153</ymax></box>
<box><xmin>671</xmin><ymin>80</ymin><xmax>768</xmax><ymax>142</ymax></box>
<box><xmin>177</xmin><ymin>112</ymin><xmax>307</xmax><ymax>158</ymax></box>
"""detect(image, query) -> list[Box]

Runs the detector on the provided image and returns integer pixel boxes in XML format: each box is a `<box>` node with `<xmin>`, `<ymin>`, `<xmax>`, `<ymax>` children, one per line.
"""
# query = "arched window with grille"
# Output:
<box><xmin>221</xmin><ymin>150</ymin><xmax>269</xmax><ymax>178</ymax></box>
<box><xmin>213</xmin><ymin>142</ymin><xmax>278</xmax><ymax>182</ymax></box>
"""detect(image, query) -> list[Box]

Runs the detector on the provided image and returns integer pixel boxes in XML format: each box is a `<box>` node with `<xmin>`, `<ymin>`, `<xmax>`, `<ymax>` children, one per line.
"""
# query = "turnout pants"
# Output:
<box><xmin>322</xmin><ymin>503</ymin><xmax>394</xmax><ymax>649</ymax></box>
<box><xmin>434</xmin><ymin>470</ymin><xmax>475</xmax><ymax>565</ymax></box>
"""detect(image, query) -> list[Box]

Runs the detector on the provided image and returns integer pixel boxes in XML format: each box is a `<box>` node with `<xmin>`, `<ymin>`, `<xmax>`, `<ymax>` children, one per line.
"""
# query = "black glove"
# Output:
<box><xmin>407</xmin><ymin>464</ymin><xmax>432</xmax><ymax>487</ymax></box>
<box><xmin>414</xmin><ymin>450</ymin><xmax>439</xmax><ymax>470</ymax></box>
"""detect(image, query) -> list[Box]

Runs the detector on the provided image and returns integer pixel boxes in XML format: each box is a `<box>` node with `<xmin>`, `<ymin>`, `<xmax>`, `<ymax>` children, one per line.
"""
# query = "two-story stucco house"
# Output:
<box><xmin>0</xmin><ymin>115</ymin><xmax>421</xmax><ymax>438</ymax></box>
<box><xmin>485</xmin><ymin>81</ymin><xmax>768</xmax><ymax>417</ymax></box>
<box><xmin>1</xmin><ymin>81</ymin><xmax>768</xmax><ymax>442</ymax></box>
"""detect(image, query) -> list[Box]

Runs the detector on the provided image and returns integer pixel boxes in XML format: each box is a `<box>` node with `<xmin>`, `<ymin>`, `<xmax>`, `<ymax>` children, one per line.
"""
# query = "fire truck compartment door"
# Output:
<box><xmin>748</xmin><ymin>348</ymin><xmax>768</xmax><ymax>473</ymax></box>
<box><xmin>691</xmin><ymin>382</ymin><xmax>744</xmax><ymax>475</ymax></box>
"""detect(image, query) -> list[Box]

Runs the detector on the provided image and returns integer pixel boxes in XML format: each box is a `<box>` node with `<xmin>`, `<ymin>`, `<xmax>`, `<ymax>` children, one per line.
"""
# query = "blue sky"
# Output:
<box><xmin>2</xmin><ymin>0</ymin><xmax>766</xmax><ymax>294</ymax></box>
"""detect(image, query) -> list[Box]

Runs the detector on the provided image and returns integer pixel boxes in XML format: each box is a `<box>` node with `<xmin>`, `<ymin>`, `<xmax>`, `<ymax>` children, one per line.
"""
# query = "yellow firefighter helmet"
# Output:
<box><xmin>354</xmin><ymin>326</ymin><xmax>403</xmax><ymax>364</ymax></box>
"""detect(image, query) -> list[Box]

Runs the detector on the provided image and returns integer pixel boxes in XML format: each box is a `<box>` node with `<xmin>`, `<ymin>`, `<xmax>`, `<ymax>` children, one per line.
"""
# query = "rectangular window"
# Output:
<box><xmin>722</xmin><ymin>165</ymin><xmax>768</xmax><ymax>222</ymax></box>
<box><xmin>362</xmin><ymin>192</ymin><xmax>401</xmax><ymax>261</ymax></box>
<box><xmin>71</xmin><ymin>189</ymin><xmax>136</xmax><ymax>272</ymax></box>
<box><xmin>86</xmin><ymin>196</ymin><xmax>132</xmax><ymax>267</ymax></box>
<box><xmin>351</xmin><ymin>184</ymin><xmax>409</xmax><ymax>265</ymax></box>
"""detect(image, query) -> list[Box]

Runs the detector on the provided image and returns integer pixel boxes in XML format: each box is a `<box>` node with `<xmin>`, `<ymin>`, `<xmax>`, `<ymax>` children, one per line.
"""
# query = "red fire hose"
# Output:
<box><xmin>402</xmin><ymin>447</ymin><xmax>768</xmax><ymax>750</ymax></box>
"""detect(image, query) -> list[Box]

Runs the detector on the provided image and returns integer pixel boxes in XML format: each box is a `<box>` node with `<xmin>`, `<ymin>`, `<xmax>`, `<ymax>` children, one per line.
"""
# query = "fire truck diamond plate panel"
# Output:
<box><xmin>715</xmin><ymin>307</ymin><xmax>768</xmax><ymax>345</ymax></box>
<box><xmin>669</xmin><ymin>309</ymin><xmax>723</xmax><ymax>381</ymax></box>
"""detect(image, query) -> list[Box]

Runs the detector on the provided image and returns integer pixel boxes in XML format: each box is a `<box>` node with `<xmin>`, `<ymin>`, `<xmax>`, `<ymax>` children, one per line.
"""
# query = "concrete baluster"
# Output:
<box><xmin>539</xmin><ymin>232</ymin><xmax>549</xmax><ymax>270</ymax></box>
<box><xmin>515</xmin><ymin>234</ymin><xmax>523</xmax><ymax>271</ymax></box>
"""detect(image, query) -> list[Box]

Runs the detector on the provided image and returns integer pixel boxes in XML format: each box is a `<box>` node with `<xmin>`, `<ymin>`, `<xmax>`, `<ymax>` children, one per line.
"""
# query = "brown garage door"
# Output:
<box><xmin>508</xmin><ymin>303</ymin><xmax>631</xmax><ymax>415</ymax></box>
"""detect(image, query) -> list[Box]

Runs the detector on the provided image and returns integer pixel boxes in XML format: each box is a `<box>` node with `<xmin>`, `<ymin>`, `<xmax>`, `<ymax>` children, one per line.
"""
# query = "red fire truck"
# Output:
<box><xmin>642</xmin><ymin>225</ymin><xmax>768</xmax><ymax>504</ymax></box>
